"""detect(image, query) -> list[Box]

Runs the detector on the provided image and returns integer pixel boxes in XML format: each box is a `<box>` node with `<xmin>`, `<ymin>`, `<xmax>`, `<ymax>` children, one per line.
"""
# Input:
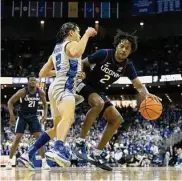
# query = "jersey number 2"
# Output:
<box><xmin>28</xmin><ymin>101</ymin><xmax>35</xmax><ymax>107</ymax></box>
<box><xmin>100</xmin><ymin>75</ymin><xmax>110</xmax><ymax>84</ymax></box>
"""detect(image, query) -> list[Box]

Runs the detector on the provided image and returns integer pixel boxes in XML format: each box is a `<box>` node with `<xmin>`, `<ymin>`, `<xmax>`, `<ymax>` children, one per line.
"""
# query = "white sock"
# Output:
<box><xmin>93</xmin><ymin>149</ymin><xmax>102</xmax><ymax>156</ymax></box>
<box><xmin>42</xmin><ymin>158</ymin><xmax>46</xmax><ymax>163</ymax></box>
<box><xmin>8</xmin><ymin>158</ymin><xmax>12</xmax><ymax>163</ymax></box>
<box><xmin>76</xmin><ymin>137</ymin><xmax>85</xmax><ymax>143</ymax></box>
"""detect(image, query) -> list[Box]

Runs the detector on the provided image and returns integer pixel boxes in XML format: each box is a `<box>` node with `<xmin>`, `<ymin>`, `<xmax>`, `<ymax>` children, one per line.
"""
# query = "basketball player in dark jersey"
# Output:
<box><xmin>74</xmin><ymin>30</ymin><xmax>161</xmax><ymax>170</ymax></box>
<box><xmin>6</xmin><ymin>76</ymin><xmax>49</xmax><ymax>169</ymax></box>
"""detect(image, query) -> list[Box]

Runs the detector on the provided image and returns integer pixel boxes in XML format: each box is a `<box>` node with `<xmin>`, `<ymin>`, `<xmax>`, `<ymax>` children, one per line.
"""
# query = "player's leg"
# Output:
<box><xmin>73</xmin><ymin>85</ymin><xmax>104</xmax><ymax>161</ymax></box>
<box><xmin>32</xmin><ymin>131</ymin><xmax>50</xmax><ymax>169</ymax></box>
<box><xmin>18</xmin><ymin>95</ymin><xmax>61</xmax><ymax>169</ymax></box>
<box><xmin>78</xmin><ymin>85</ymin><xmax>104</xmax><ymax>138</ymax></box>
<box><xmin>97</xmin><ymin>105</ymin><xmax>123</xmax><ymax>150</ymax></box>
<box><xmin>6</xmin><ymin>133</ymin><xmax>23</xmax><ymax>169</ymax></box>
<box><xmin>6</xmin><ymin>117</ymin><xmax>26</xmax><ymax>169</ymax></box>
<box><xmin>52</xmin><ymin>96</ymin><xmax>75</xmax><ymax>167</ymax></box>
<box><xmin>18</xmin><ymin>117</ymin><xmax>46</xmax><ymax>169</ymax></box>
<box><xmin>85</xmin><ymin>105</ymin><xmax>123</xmax><ymax>171</ymax></box>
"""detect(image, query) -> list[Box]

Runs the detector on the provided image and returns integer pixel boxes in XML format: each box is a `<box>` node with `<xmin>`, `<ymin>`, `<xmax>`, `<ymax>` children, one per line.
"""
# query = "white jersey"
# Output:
<box><xmin>49</xmin><ymin>41</ymin><xmax>82</xmax><ymax>104</ymax></box>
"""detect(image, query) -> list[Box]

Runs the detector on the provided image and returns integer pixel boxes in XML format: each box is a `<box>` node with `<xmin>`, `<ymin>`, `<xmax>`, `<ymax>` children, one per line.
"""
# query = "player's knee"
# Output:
<box><xmin>60</xmin><ymin>113</ymin><xmax>74</xmax><ymax>125</ymax></box>
<box><xmin>93</xmin><ymin>99</ymin><xmax>104</xmax><ymax>110</ymax></box>
<box><xmin>114</xmin><ymin>115</ymin><xmax>124</xmax><ymax>126</ymax></box>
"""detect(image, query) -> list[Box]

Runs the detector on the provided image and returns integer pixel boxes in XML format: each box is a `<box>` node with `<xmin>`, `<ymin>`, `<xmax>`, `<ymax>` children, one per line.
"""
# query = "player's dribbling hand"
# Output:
<box><xmin>85</xmin><ymin>27</ymin><xmax>97</xmax><ymax>37</ymax></box>
<box><xmin>146</xmin><ymin>93</ymin><xmax>162</xmax><ymax>103</ymax></box>
<box><xmin>76</xmin><ymin>71</ymin><xmax>86</xmax><ymax>80</ymax></box>
<box><xmin>10</xmin><ymin>114</ymin><xmax>16</xmax><ymax>126</ymax></box>
<box><xmin>40</xmin><ymin>116</ymin><xmax>47</xmax><ymax>124</ymax></box>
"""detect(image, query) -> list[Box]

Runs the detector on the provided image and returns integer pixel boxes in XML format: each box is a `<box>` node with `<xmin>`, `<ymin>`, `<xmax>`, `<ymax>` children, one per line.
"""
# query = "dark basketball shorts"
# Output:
<box><xmin>76</xmin><ymin>83</ymin><xmax>113</xmax><ymax>117</ymax></box>
<box><xmin>15</xmin><ymin>114</ymin><xmax>41</xmax><ymax>134</ymax></box>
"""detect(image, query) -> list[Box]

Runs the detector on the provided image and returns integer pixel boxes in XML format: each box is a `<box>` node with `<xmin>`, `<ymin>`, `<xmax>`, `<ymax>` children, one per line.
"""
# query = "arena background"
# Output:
<box><xmin>1</xmin><ymin>0</ymin><xmax>182</xmax><ymax>174</ymax></box>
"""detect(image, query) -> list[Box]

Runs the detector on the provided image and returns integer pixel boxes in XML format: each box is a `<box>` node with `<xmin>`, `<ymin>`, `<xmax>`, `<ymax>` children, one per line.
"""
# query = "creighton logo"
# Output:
<box><xmin>24</xmin><ymin>95</ymin><xmax>40</xmax><ymax>101</ymax></box>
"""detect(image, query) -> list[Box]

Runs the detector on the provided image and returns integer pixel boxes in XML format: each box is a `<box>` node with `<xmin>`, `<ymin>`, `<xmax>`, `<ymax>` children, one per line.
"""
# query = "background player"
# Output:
<box><xmin>18</xmin><ymin>22</ymin><xmax>97</xmax><ymax>168</ymax></box>
<box><xmin>74</xmin><ymin>30</ymin><xmax>162</xmax><ymax>170</ymax></box>
<box><xmin>6</xmin><ymin>76</ymin><xmax>48</xmax><ymax>169</ymax></box>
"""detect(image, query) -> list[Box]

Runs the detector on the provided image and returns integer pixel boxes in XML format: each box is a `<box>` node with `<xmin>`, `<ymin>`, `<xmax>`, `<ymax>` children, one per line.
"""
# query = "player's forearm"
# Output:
<box><xmin>136</xmin><ymin>84</ymin><xmax>149</xmax><ymax>98</ymax></box>
<box><xmin>42</xmin><ymin>103</ymin><xmax>48</xmax><ymax>117</ymax></box>
<box><xmin>71</xmin><ymin>34</ymin><xmax>89</xmax><ymax>57</ymax></box>
<box><xmin>8</xmin><ymin>101</ymin><xmax>15</xmax><ymax>116</ymax></box>
<box><xmin>46</xmin><ymin>70</ymin><xmax>56</xmax><ymax>77</ymax></box>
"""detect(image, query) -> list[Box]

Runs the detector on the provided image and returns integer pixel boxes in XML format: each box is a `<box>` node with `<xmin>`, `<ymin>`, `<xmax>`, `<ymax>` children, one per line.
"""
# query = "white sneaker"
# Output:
<box><xmin>5</xmin><ymin>161</ymin><xmax>12</xmax><ymax>170</ymax></box>
<box><xmin>175</xmin><ymin>163</ymin><xmax>182</xmax><ymax>169</ymax></box>
<box><xmin>17</xmin><ymin>154</ymin><xmax>34</xmax><ymax>170</ymax></box>
<box><xmin>42</xmin><ymin>159</ymin><xmax>50</xmax><ymax>170</ymax></box>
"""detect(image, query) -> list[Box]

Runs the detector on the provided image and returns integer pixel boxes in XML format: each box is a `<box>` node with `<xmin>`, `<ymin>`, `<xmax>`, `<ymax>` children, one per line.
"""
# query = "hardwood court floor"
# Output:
<box><xmin>0</xmin><ymin>167</ymin><xmax>182</xmax><ymax>180</ymax></box>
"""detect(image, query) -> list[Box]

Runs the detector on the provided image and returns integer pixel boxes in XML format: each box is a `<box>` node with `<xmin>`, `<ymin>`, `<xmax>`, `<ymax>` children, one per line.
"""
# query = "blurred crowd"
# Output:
<box><xmin>1</xmin><ymin>103</ymin><xmax>182</xmax><ymax>168</ymax></box>
<box><xmin>1</xmin><ymin>35</ymin><xmax>182</xmax><ymax>77</ymax></box>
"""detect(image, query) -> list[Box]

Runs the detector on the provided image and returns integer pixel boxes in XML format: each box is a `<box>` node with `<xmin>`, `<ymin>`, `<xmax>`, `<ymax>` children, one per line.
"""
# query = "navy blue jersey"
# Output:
<box><xmin>20</xmin><ymin>87</ymin><xmax>40</xmax><ymax>114</ymax></box>
<box><xmin>83</xmin><ymin>49</ymin><xmax>137</xmax><ymax>91</ymax></box>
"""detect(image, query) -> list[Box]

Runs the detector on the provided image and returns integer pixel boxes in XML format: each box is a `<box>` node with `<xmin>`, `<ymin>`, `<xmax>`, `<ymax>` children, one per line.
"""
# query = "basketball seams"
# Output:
<box><xmin>140</xmin><ymin>103</ymin><xmax>162</xmax><ymax>110</ymax></box>
<box><xmin>146</xmin><ymin>108</ymin><xmax>162</xmax><ymax>115</ymax></box>
<box><xmin>145</xmin><ymin>108</ymin><xmax>151</xmax><ymax>119</ymax></box>
<box><xmin>145</xmin><ymin>97</ymin><xmax>154</xmax><ymax>104</ymax></box>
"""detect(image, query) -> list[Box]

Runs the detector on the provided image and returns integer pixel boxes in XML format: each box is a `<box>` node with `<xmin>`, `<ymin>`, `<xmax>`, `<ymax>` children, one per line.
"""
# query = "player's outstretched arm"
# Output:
<box><xmin>65</xmin><ymin>27</ymin><xmax>97</xmax><ymax>58</ymax></box>
<box><xmin>8</xmin><ymin>89</ymin><xmax>25</xmax><ymax>125</ymax></box>
<box><xmin>131</xmin><ymin>77</ymin><xmax>162</xmax><ymax>102</ymax></box>
<box><xmin>39</xmin><ymin>89</ymin><xmax>48</xmax><ymax>124</ymax></box>
<box><xmin>39</xmin><ymin>56</ymin><xmax>56</xmax><ymax>78</ymax></box>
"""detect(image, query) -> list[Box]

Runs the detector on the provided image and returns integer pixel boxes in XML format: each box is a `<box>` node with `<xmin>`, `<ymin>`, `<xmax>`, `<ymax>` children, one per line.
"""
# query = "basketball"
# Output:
<box><xmin>140</xmin><ymin>97</ymin><xmax>162</xmax><ymax>120</ymax></box>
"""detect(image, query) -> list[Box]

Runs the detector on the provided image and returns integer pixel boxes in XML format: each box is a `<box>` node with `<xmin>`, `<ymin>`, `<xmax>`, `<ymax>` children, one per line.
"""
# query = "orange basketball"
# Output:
<box><xmin>140</xmin><ymin>97</ymin><xmax>162</xmax><ymax>120</ymax></box>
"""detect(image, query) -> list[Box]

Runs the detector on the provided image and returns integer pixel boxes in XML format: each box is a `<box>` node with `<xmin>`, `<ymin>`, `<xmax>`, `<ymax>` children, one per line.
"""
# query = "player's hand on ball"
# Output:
<box><xmin>10</xmin><ymin>114</ymin><xmax>16</xmax><ymax>125</ymax></box>
<box><xmin>76</xmin><ymin>71</ymin><xmax>86</xmax><ymax>80</ymax></box>
<box><xmin>40</xmin><ymin>116</ymin><xmax>47</xmax><ymax>124</ymax></box>
<box><xmin>146</xmin><ymin>93</ymin><xmax>162</xmax><ymax>102</ymax></box>
<box><xmin>85</xmin><ymin>27</ymin><xmax>97</xmax><ymax>37</ymax></box>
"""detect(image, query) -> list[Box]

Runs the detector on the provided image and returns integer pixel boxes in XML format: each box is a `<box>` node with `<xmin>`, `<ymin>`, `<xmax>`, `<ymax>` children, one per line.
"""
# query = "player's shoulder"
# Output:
<box><xmin>94</xmin><ymin>49</ymin><xmax>109</xmax><ymax>55</ymax></box>
<box><xmin>126</xmin><ymin>59</ymin><xmax>134</xmax><ymax>65</ymax></box>
<box><xmin>98</xmin><ymin>49</ymin><xmax>113</xmax><ymax>53</ymax></box>
<box><xmin>16</xmin><ymin>88</ymin><xmax>26</xmax><ymax>97</ymax></box>
<box><xmin>19</xmin><ymin>88</ymin><xmax>26</xmax><ymax>93</ymax></box>
<box><xmin>38</xmin><ymin>88</ymin><xmax>46</xmax><ymax>95</ymax></box>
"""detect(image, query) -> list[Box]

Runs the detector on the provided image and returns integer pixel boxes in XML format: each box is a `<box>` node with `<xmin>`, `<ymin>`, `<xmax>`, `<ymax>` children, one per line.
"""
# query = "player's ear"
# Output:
<box><xmin>69</xmin><ymin>30</ymin><xmax>74</xmax><ymax>37</ymax></box>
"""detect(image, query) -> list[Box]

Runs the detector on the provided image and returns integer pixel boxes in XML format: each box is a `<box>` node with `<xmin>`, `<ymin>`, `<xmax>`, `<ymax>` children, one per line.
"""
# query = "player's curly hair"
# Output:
<box><xmin>113</xmin><ymin>29</ymin><xmax>138</xmax><ymax>53</ymax></box>
<box><xmin>56</xmin><ymin>22</ymin><xmax>79</xmax><ymax>43</ymax></box>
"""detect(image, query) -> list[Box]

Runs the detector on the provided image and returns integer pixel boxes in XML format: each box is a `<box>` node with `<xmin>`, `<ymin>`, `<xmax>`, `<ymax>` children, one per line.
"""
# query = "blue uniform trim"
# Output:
<box><xmin>64</xmin><ymin>59</ymin><xmax>78</xmax><ymax>92</ymax></box>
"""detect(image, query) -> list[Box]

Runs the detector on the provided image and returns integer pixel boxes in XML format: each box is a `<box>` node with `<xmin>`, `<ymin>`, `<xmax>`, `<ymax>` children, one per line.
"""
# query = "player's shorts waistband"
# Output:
<box><xmin>18</xmin><ymin>112</ymin><xmax>37</xmax><ymax>118</ymax></box>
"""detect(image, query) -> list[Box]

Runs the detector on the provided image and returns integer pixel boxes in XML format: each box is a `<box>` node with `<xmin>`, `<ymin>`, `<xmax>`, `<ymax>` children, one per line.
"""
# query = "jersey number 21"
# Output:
<box><xmin>28</xmin><ymin>101</ymin><xmax>35</xmax><ymax>107</ymax></box>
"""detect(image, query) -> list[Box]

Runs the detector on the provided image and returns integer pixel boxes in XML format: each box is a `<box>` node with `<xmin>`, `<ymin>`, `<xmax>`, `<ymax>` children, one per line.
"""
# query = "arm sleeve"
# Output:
<box><xmin>124</xmin><ymin>61</ymin><xmax>138</xmax><ymax>80</ymax></box>
<box><xmin>87</xmin><ymin>49</ymin><xmax>107</xmax><ymax>64</ymax></box>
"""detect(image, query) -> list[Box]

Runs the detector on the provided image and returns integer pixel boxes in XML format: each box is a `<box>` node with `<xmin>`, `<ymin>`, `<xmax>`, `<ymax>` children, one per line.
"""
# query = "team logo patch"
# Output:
<box><xmin>117</xmin><ymin>67</ymin><xmax>123</xmax><ymax>72</ymax></box>
<box><xmin>104</xmin><ymin>62</ymin><xmax>111</xmax><ymax>67</ymax></box>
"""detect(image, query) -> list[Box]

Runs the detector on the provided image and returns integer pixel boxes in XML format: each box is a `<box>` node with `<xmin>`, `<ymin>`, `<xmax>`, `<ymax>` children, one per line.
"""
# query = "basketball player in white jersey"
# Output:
<box><xmin>18</xmin><ymin>22</ymin><xmax>97</xmax><ymax>169</ymax></box>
